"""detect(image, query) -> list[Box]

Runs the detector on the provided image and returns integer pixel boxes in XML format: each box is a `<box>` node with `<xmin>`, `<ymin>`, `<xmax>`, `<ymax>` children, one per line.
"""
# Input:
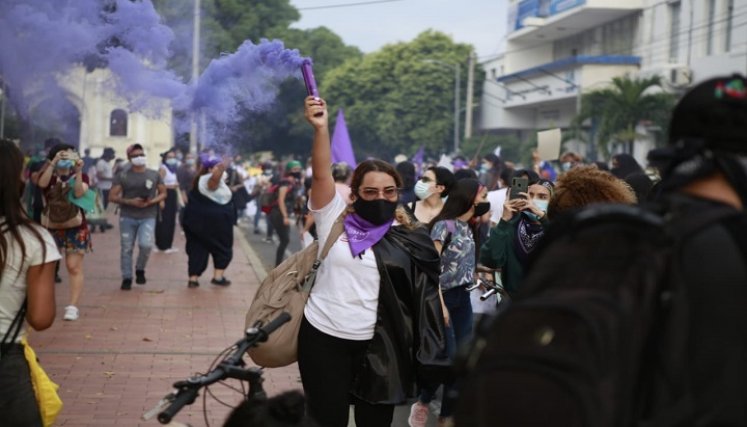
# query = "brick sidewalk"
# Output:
<box><xmin>30</xmin><ymin>215</ymin><xmax>301</xmax><ymax>426</ymax></box>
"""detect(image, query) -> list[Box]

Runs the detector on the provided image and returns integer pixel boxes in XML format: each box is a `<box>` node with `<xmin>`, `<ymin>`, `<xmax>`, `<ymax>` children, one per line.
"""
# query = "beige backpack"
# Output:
<box><xmin>245</xmin><ymin>214</ymin><xmax>344</xmax><ymax>367</ymax></box>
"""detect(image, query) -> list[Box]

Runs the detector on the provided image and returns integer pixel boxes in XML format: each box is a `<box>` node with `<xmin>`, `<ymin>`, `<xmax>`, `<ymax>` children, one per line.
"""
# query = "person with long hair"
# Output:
<box><xmin>37</xmin><ymin>143</ymin><xmax>92</xmax><ymax>321</ymax></box>
<box><xmin>0</xmin><ymin>138</ymin><xmax>60</xmax><ymax>425</ymax></box>
<box><xmin>408</xmin><ymin>166</ymin><xmax>456</xmax><ymax>225</ymax></box>
<box><xmin>300</xmin><ymin>97</ymin><xmax>448</xmax><ymax>427</ymax></box>
<box><xmin>181</xmin><ymin>154</ymin><xmax>236</xmax><ymax>288</ymax></box>
<box><xmin>155</xmin><ymin>149</ymin><xmax>180</xmax><ymax>253</ymax></box>
<box><xmin>409</xmin><ymin>178</ymin><xmax>489</xmax><ymax>427</ymax></box>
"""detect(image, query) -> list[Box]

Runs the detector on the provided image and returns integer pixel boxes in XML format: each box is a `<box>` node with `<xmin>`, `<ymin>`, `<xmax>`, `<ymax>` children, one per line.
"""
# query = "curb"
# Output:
<box><xmin>235</xmin><ymin>226</ymin><xmax>268</xmax><ymax>282</ymax></box>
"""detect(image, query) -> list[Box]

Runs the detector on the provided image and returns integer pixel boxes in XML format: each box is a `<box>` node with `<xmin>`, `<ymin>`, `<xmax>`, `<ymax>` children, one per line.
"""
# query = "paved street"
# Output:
<box><xmin>30</xmin><ymin>210</ymin><xmax>437</xmax><ymax>426</ymax></box>
<box><xmin>31</xmin><ymin>214</ymin><xmax>300</xmax><ymax>427</ymax></box>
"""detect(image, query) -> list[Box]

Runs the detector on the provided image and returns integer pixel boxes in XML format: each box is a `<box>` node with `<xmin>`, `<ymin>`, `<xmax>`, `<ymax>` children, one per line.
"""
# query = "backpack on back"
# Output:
<box><xmin>258</xmin><ymin>184</ymin><xmax>279</xmax><ymax>214</ymax></box>
<box><xmin>455</xmin><ymin>203</ymin><xmax>738</xmax><ymax>427</ymax></box>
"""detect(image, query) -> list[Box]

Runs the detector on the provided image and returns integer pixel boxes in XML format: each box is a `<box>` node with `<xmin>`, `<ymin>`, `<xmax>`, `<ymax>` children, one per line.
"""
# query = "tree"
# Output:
<box><xmin>320</xmin><ymin>30</ymin><xmax>481</xmax><ymax>160</ymax></box>
<box><xmin>152</xmin><ymin>0</ymin><xmax>300</xmax><ymax>79</ymax></box>
<box><xmin>573</xmin><ymin>75</ymin><xmax>676</xmax><ymax>158</ymax></box>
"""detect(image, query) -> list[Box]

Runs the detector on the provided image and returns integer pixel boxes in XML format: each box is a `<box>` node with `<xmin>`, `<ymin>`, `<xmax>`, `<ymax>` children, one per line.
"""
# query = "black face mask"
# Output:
<box><xmin>353</xmin><ymin>198</ymin><xmax>398</xmax><ymax>225</ymax></box>
<box><xmin>289</xmin><ymin>172</ymin><xmax>302</xmax><ymax>180</ymax></box>
<box><xmin>474</xmin><ymin>201</ymin><xmax>491</xmax><ymax>217</ymax></box>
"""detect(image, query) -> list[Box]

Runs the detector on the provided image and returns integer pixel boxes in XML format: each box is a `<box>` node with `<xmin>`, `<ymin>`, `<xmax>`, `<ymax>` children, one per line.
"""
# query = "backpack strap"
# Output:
<box><xmin>302</xmin><ymin>212</ymin><xmax>346</xmax><ymax>293</ymax></box>
<box><xmin>0</xmin><ymin>299</ymin><xmax>27</xmax><ymax>356</ymax></box>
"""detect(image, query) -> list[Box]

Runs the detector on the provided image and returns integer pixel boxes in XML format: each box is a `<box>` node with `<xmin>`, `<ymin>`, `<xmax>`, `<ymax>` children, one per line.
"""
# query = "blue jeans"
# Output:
<box><xmin>119</xmin><ymin>216</ymin><xmax>155</xmax><ymax>279</ymax></box>
<box><xmin>419</xmin><ymin>286</ymin><xmax>473</xmax><ymax>418</ymax></box>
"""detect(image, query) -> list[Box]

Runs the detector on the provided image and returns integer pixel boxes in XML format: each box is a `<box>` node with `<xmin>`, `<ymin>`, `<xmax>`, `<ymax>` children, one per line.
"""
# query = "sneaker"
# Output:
<box><xmin>262</xmin><ymin>237</ymin><xmax>274</xmax><ymax>243</ymax></box>
<box><xmin>63</xmin><ymin>305</ymin><xmax>79</xmax><ymax>321</ymax></box>
<box><xmin>210</xmin><ymin>277</ymin><xmax>231</xmax><ymax>286</ymax></box>
<box><xmin>135</xmin><ymin>270</ymin><xmax>146</xmax><ymax>285</ymax></box>
<box><xmin>164</xmin><ymin>248</ymin><xmax>179</xmax><ymax>254</ymax></box>
<box><xmin>408</xmin><ymin>402</ymin><xmax>429</xmax><ymax>427</ymax></box>
<box><xmin>187</xmin><ymin>280</ymin><xmax>199</xmax><ymax>288</ymax></box>
<box><xmin>121</xmin><ymin>278</ymin><xmax>132</xmax><ymax>290</ymax></box>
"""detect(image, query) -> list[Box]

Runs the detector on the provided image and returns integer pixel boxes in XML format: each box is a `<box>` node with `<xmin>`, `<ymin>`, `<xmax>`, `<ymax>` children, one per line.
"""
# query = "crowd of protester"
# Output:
<box><xmin>2</xmin><ymin>73</ymin><xmax>745</xmax><ymax>426</ymax></box>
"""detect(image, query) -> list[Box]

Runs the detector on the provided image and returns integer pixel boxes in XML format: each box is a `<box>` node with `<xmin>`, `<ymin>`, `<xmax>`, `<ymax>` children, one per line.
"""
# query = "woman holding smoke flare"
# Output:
<box><xmin>299</xmin><ymin>96</ymin><xmax>449</xmax><ymax>427</ymax></box>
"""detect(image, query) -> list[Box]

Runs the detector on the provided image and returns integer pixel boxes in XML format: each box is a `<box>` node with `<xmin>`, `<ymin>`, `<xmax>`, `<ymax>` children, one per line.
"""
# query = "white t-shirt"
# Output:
<box><xmin>0</xmin><ymin>222</ymin><xmax>61</xmax><ymax>343</ymax></box>
<box><xmin>304</xmin><ymin>193</ymin><xmax>381</xmax><ymax>341</ymax></box>
<box><xmin>487</xmin><ymin>188</ymin><xmax>508</xmax><ymax>226</ymax></box>
<box><xmin>96</xmin><ymin>158</ymin><xmax>114</xmax><ymax>190</ymax></box>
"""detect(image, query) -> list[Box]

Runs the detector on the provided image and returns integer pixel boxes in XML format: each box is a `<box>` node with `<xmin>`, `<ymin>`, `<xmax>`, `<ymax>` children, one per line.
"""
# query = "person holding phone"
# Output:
<box><xmin>480</xmin><ymin>172</ymin><xmax>554</xmax><ymax>295</ymax></box>
<box><xmin>109</xmin><ymin>144</ymin><xmax>166</xmax><ymax>290</ymax></box>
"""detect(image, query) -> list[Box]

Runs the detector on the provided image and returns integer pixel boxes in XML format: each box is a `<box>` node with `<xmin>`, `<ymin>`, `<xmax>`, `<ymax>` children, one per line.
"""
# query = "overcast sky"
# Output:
<box><xmin>289</xmin><ymin>0</ymin><xmax>507</xmax><ymax>61</ymax></box>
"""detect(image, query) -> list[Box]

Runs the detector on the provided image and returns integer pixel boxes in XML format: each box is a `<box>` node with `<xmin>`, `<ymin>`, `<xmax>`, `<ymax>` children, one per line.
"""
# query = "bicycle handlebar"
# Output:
<box><xmin>145</xmin><ymin>312</ymin><xmax>292</xmax><ymax>424</ymax></box>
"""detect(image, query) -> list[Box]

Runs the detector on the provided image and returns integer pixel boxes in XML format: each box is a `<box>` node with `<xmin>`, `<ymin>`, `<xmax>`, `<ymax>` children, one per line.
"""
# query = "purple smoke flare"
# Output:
<box><xmin>0</xmin><ymin>0</ymin><xmax>308</xmax><ymax>149</ymax></box>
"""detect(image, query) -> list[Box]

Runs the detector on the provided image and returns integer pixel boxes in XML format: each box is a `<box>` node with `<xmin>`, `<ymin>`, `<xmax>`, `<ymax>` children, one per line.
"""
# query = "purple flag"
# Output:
<box><xmin>331</xmin><ymin>109</ymin><xmax>357</xmax><ymax>168</ymax></box>
<box><xmin>411</xmin><ymin>145</ymin><xmax>425</xmax><ymax>176</ymax></box>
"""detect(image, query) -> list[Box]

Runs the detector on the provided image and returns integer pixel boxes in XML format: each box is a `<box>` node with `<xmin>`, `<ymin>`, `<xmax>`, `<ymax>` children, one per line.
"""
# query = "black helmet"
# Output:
<box><xmin>668</xmin><ymin>74</ymin><xmax>747</xmax><ymax>154</ymax></box>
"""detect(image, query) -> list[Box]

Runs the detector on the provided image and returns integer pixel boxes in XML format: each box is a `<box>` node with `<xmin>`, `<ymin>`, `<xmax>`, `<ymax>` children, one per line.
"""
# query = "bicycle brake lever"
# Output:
<box><xmin>142</xmin><ymin>391</ymin><xmax>176</xmax><ymax>421</ymax></box>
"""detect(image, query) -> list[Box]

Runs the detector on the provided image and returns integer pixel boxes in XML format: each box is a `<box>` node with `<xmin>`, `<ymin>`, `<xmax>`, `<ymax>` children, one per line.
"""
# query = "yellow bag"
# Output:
<box><xmin>21</xmin><ymin>336</ymin><xmax>63</xmax><ymax>427</ymax></box>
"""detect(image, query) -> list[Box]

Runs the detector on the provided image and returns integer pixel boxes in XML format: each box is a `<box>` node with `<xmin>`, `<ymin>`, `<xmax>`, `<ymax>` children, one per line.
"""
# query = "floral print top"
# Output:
<box><xmin>431</xmin><ymin>219</ymin><xmax>475</xmax><ymax>291</ymax></box>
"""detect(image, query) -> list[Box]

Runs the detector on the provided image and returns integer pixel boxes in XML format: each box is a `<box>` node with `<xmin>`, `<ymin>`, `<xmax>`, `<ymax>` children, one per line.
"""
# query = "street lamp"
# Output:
<box><xmin>422</xmin><ymin>59</ymin><xmax>461</xmax><ymax>154</ymax></box>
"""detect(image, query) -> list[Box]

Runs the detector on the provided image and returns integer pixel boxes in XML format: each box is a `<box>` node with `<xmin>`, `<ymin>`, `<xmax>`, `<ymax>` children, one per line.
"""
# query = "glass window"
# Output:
<box><xmin>109</xmin><ymin>109</ymin><xmax>128</xmax><ymax>137</ymax></box>
<box><xmin>725</xmin><ymin>0</ymin><xmax>734</xmax><ymax>52</ymax></box>
<box><xmin>669</xmin><ymin>1</ymin><xmax>681</xmax><ymax>63</ymax></box>
<box><xmin>706</xmin><ymin>0</ymin><xmax>716</xmax><ymax>55</ymax></box>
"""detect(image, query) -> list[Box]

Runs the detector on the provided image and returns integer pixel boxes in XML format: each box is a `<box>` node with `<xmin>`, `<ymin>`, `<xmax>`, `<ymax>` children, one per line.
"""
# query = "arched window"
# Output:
<box><xmin>110</xmin><ymin>109</ymin><xmax>128</xmax><ymax>136</ymax></box>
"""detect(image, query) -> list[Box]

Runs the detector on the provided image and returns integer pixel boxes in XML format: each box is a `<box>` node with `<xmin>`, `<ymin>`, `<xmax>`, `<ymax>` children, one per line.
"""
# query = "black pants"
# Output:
<box><xmin>185</xmin><ymin>228</ymin><xmax>232</xmax><ymax>277</ymax></box>
<box><xmin>100</xmin><ymin>188</ymin><xmax>111</xmax><ymax>210</ymax></box>
<box><xmin>269</xmin><ymin>207</ymin><xmax>290</xmax><ymax>266</ymax></box>
<box><xmin>298</xmin><ymin>317</ymin><xmax>394</xmax><ymax>427</ymax></box>
<box><xmin>155</xmin><ymin>189</ymin><xmax>178</xmax><ymax>250</ymax></box>
<box><xmin>0</xmin><ymin>345</ymin><xmax>42</xmax><ymax>427</ymax></box>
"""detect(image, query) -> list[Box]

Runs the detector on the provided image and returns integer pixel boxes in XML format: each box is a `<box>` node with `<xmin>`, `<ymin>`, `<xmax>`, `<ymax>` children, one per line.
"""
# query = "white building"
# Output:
<box><xmin>479</xmin><ymin>0</ymin><xmax>747</xmax><ymax>161</ymax></box>
<box><xmin>58</xmin><ymin>66</ymin><xmax>174</xmax><ymax>169</ymax></box>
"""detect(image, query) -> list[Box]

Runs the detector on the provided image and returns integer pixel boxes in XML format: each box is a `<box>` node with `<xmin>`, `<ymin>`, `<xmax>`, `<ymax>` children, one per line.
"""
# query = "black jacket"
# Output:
<box><xmin>351</xmin><ymin>225</ymin><xmax>449</xmax><ymax>405</ymax></box>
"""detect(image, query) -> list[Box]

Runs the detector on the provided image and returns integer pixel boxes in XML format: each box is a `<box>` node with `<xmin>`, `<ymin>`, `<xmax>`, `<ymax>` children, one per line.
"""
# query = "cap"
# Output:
<box><xmin>668</xmin><ymin>74</ymin><xmax>747</xmax><ymax>154</ymax></box>
<box><xmin>285</xmin><ymin>160</ymin><xmax>302</xmax><ymax>171</ymax></box>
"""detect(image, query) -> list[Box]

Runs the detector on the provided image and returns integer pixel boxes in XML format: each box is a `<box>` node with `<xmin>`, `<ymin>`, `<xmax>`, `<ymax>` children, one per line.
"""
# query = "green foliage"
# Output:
<box><xmin>460</xmin><ymin>133</ymin><xmax>532</xmax><ymax>166</ymax></box>
<box><xmin>152</xmin><ymin>0</ymin><xmax>300</xmax><ymax>79</ymax></box>
<box><xmin>573</xmin><ymin>75</ymin><xmax>677</xmax><ymax>158</ymax></box>
<box><xmin>320</xmin><ymin>30</ymin><xmax>482</xmax><ymax>160</ymax></box>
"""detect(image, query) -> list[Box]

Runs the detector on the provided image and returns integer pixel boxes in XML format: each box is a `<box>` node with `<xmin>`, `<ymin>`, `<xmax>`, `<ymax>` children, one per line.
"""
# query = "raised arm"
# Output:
<box><xmin>304</xmin><ymin>96</ymin><xmax>335</xmax><ymax>210</ymax></box>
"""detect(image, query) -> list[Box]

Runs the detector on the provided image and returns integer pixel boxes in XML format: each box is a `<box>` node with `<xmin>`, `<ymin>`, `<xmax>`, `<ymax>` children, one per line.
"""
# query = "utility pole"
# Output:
<box><xmin>190</xmin><ymin>0</ymin><xmax>201</xmax><ymax>154</ymax></box>
<box><xmin>454</xmin><ymin>63</ymin><xmax>460</xmax><ymax>154</ymax></box>
<box><xmin>464</xmin><ymin>51</ymin><xmax>476</xmax><ymax>141</ymax></box>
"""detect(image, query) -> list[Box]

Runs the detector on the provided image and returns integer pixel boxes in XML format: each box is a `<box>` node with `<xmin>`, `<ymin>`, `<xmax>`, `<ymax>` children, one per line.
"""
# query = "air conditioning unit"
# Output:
<box><xmin>669</xmin><ymin>67</ymin><xmax>692</xmax><ymax>87</ymax></box>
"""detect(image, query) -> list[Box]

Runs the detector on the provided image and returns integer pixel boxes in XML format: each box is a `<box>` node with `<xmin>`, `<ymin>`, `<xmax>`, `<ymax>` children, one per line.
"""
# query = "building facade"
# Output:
<box><xmin>59</xmin><ymin>66</ymin><xmax>174</xmax><ymax>169</ymax></box>
<box><xmin>479</xmin><ymin>0</ymin><xmax>747</xmax><ymax>162</ymax></box>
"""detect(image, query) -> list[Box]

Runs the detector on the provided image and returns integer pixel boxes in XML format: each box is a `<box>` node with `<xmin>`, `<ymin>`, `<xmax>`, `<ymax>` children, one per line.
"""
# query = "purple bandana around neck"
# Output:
<box><xmin>342</xmin><ymin>213</ymin><xmax>392</xmax><ymax>257</ymax></box>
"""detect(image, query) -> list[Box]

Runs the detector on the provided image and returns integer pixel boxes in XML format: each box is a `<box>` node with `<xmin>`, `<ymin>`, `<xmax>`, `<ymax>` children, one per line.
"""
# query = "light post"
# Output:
<box><xmin>422</xmin><ymin>59</ymin><xmax>461</xmax><ymax>154</ymax></box>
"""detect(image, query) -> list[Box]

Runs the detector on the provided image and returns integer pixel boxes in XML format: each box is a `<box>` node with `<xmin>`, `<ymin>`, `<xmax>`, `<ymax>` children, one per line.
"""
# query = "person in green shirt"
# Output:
<box><xmin>480</xmin><ymin>178</ymin><xmax>554</xmax><ymax>295</ymax></box>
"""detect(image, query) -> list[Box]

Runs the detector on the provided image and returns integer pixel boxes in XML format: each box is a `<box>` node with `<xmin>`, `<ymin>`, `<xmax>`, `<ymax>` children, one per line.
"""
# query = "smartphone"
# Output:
<box><xmin>510</xmin><ymin>177</ymin><xmax>529</xmax><ymax>200</ymax></box>
<box><xmin>301</xmin><ymin>60</ymin><xmax>319</xmax><ymax>98</ymax></box>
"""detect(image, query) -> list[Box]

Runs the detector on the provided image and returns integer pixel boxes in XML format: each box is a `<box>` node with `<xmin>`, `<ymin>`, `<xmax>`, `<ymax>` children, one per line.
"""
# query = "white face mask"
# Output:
<box><xmin>414</xmin><ymin>179</ymin><xmax>433</xmax><ymax>200</ymax></box>
<box><xmin>130</xmin><ymin>156</ymin><xmax>147</xmax><ymax>166</ymax></box>
<box><xmin>221</xmin><ymin>171</ymin><xmax>228</xmax><ymax>182</ymax></box>
<box><xmin>533</xmin><ymin>198</ymin><xmax>549</xmax><ymax>213</ymax></box>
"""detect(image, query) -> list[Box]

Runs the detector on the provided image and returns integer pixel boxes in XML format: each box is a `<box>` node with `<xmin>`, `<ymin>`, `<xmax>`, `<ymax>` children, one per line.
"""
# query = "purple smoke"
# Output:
<box><xmin>0</xmin><ymin>0</ymin><xmax>307</xmax><ymax>148</ymax></box>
